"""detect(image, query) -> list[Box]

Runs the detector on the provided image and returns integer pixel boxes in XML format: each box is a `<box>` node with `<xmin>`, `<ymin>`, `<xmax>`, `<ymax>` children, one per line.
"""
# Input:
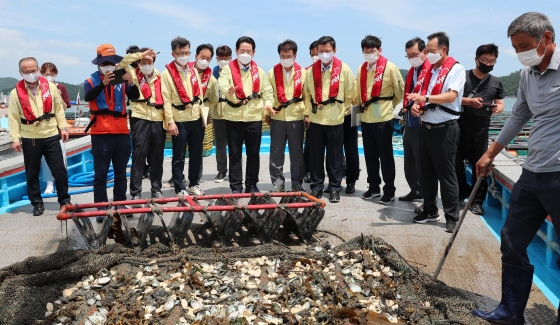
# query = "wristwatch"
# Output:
<box><xmin>425</xmin><ymin>95</ymin><xmax>430</xmax><ymax>103</ymax></box>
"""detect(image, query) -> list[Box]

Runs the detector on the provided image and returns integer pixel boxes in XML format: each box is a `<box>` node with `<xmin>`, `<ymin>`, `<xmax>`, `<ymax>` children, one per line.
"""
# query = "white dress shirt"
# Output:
<box><xmin>421</xmin><ymin>62</ymin><xmax>466</xmax><ymax>124</ymax></box>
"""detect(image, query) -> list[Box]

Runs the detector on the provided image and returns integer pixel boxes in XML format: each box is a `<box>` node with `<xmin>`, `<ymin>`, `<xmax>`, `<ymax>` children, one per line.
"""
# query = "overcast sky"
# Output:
<box><xmin>0</xmin><ymin>0</ymin><xmax>558</xmax><ymax>87</ymax></box>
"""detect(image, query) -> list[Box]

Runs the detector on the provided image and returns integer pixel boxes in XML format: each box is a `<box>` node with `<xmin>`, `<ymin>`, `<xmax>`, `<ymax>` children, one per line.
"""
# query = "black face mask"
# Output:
<box><xmin>477</xmin><ymin>59</ymin><xmax>494</xmax><ymax>74</ymax></box>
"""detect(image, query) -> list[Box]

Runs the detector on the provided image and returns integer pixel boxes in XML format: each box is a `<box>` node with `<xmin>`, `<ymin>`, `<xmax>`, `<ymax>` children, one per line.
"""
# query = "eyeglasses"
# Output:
<box><xmin>317</xmin><ymin>51</ymin><xmax>333</xmax><ymax>54</ymax></box>
<box><xmin>238</xmin><ymin>50</ymin><xmax>253</xmax><ymax>55</ymax></box>
<box><xmin>405</xmin><ymin>52</ymin><xmax>421</xmax><ymax>59</ymax></box>
<box><xmin>478</xmin><ymin>58</ymin><xmax>497</xmax><ymax>65</ymax></box>
<box><xmin>174</xmin><ymin>51</ymin><xmax>191</xmax><ymax>56</ymax></box>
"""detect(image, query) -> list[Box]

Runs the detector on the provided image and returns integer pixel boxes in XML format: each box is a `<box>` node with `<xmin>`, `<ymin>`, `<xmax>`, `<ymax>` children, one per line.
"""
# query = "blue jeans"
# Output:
<box><xmin>501</xmin><ymin>169</ymin><xmax>560</xmax><ymax>266</ymax></box>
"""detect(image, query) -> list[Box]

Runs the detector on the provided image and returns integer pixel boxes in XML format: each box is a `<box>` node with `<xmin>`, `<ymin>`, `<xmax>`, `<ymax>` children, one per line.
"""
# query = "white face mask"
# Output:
<box><xmin>318</xmin><ymin>52</ymin><xmax>334</xmax><ymax>64</ymax></box>
<box><xmin>139</xmin><ymin>64</ymin><xmax>154</xmax><ymax>75</ymax></box>
<box><xmin>238</xmin><ymin>53</ymin><xmax>252</xmax><ymax>65</ymax></box>
<box><xmin>364</xmin><ymin>53</ymin><xmax>379</xmax><ymax>64</ymax></box>
<box><xmin>408</xmin><ymin>57</ymin><xmax>424</xmax><ymax>68</ymax></box>
<box><xmin>176</xmin><ymin>55</ymin><xmax>190</xmax><ymax>66</ymax></box>
<box><xmin>517</xmin><ymin>37</ymin><xmax>548</xmax><ymax>66</ymax></box>
<box><xmin>197</xmin><ymin>59</ymin><xmax>210</xmax><ymax>70</ymax></box>
<box><xmin>99</xmin><ymin>66</ymin><xmax>115</xmax><ymax>75</ymax></box>
<box><xmin>280</xmin><ymin>58</ymin><xmax>294</xmax><ymax>68</ymax></box>
<box><xmin>22</xmin><ymin>72</ymin><xmax>39</xmax><ymax>83</ymax></box>
<box><xmin>426</xmin><ymin>51</ymin><xmax>442</xmax><ymax>65</ymax></box>
<box><xmin>312</xmin><ymin>55</ymin><xmax>319</xmax><ymax>63</ymax></box>
<box><xmin>218</xmin><ymin>60</ymin><xmax>230</xmax><ymax>69</ymax></box>
<box><xmin>43</xmin><ymin>75</ymin><xmax>56</xmax><ymax>82</ymax></box>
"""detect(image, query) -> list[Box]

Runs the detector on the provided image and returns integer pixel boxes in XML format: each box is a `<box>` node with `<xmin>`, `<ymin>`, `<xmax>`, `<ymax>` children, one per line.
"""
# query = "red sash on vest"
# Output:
<box><xmin>229</xmin><ymin>59</ymin><xmax>260</xmax><ymax>100</ymax></box>
<box><xmin>421</xmin><ymin>57</ymin><xmax>458</xmax><ymax>96</ymax></box>
<box><xmin>403</xmin><ymin>59</ymin><xmax>431</xmax><ymax>108</ymax></box>
<box><xmin>16</xmin><ymin>77</ymin><xmax>53</xmax><ymax>122</ymax></box>
<box><xmin>312</xmin><ymin>57</ymin><xmax>342</xmax><ymax>103</ymax></box>
<box><xmin>360</xmin><ymin>55</ymin><xmax>388</xmax><ymax>104</ymax></box>
<box><xmin>197</xmin><ymin>64</ymin><xmax>213</xmax><ymax>97</ymax></box>
<box><xmin>165</xmin><ymin>61</ymin><xmax>198</xmax><ymax>104</ymax></box>
<box><xmin>273</xmin><ymin>62</ymin><xmax>303</xmax><ymax>103</ymax></box>
<box><xmin>136</xmin><ymin>68</ymin><xmax>164</xmax><ymax>107</ymax></box>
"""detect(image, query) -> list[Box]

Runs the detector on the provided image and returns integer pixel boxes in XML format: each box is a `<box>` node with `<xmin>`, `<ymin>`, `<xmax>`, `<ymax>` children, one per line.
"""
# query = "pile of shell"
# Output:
<box><xmin>39</xmin><ymin>247</ymin><xmax>409</xmax><ymax>324</ymax></box>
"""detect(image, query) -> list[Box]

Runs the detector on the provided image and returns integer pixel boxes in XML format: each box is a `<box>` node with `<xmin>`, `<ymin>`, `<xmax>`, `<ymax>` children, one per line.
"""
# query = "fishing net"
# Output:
<box><xmin>0</xmin><ymin>235</ymin><xmax>486</xmax><ymax>325</ymax></box>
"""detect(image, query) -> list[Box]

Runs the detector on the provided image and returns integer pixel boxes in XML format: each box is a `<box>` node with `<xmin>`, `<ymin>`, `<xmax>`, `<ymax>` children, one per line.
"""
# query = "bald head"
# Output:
<box><xmin>19</xmin><ymin>57</ymin><xmax>39</xmax><ymax>74</ymax></box>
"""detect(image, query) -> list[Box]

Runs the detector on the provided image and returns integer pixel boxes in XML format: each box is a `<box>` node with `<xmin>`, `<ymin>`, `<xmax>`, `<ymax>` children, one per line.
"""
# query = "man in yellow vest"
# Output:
<box><xmin>354</xmin><ymin>35</ymin><xmax>404</xmax><ymax>204</ymax></box>
<box><xmin>266</xmin><ymin>40</ymin><xmax>306</xmax><ymax>192</ymax></box>
<box><xmin>120</xmin><ymin>48</ymin><xmax>166</xmax><ymax>203</ymax></box>
<box><xmin>162</xmin><ymin>38</ymin><xmax>219</xmax><ymax>196</ymax></box>
<box><xmin>8</xmin><ymin>57</ymin><xmax>71</xmax><ymax>216</ymax></box>
<box><xmin>211</xmin><ymin>45</ymin><xmax>232</xmax><ymax>183</ymax></box>
<box><xmin>218</xmin><ymin>36</ymin><xmax>273</xmax><ymax>194</ymax></box>
<box><xmin>304</xmin><ymin>36</ymin><xmax>355</xmax><ymax>203</ymax></box>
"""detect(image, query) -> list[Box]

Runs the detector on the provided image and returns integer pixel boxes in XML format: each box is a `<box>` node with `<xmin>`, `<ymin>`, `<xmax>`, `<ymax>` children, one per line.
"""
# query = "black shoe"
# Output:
<box><xmin>329</xmin><ymin>191</ymin><xmax>340</xmax><ymax>203</ymax></box>
<box><xmin>292</xmin><ymin>184</ymin><xmax>305</xmax><ymax>192</ymax></box>
<box><xmin>324</xmin><ymin>184</ymin><xmax>332</xmax><ymax>193</ymax></box>
<box><xmin>303</xmin><ymin>172</ymin><xmax>311</xmax><ymax>183</ymax></box>
<box><xmin>96</xmin><ymin>216</ymin><xmax>105</xmax><ymax>223</ymax></box>
<box><xmin>214</xmin><ymin>170</ymin><xmax>227</xmax><ymax>183</ymax></box>
<box><xmin>151</xmin><ymin>191</ymin><xmax>163</xmax><ymax>199</ymax></box>
<box><xmin>310</xmin><ymin>190</ymin><xmax>323</xmax><ymax>199</ymax></box>
<box><xmin>33</xmin><ymin>203</ymin><xmax>44</xmax><ymax>216</ymax></box>
<box><xmin>469</xmin><ymin>203</ymin><xmax>484</xmax><ymax>215</ymax></box>
<box><xmin>379</xmin><ymin>193</ymin><xmax>395</xmax><ymax>204</ymax></box>
<box><xmin>270</xmin><ymin>184</ymin><xmax>285</xmax><ymax>192</ymax></box>
<box><xmin>398</xmin><ymin>191</ymin><xmax>422</xmax><ymax>201</ymax></box>
<box><xmin>345</xmin><ymin>183</ymin><xmax>355</xmax><ymax>194</ymax></box>
<box><xmin>361</xmin><ymin>188</ymin><xmax>381</xmax><ymax>200</ymax></box>
<box><xmin>245</xmin><ymin>184</ymin><xmax>261</xmax><ymax>193</ymax></box>
<box><xmin>413</xmin><ymin>210</ymin><xmax>440</xmax><ymax>224</ymax></box>
<box><xmin>445</xmin><ymin>218</ymin><xmax>457</xmax><ymax>233</ymax></box>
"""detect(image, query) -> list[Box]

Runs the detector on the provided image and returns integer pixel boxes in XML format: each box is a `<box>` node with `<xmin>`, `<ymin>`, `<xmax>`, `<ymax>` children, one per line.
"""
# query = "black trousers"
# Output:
<box><xmin>130</xmin><ymin>118</ymin><xmax>166</xmax><ymax>196</ymax></box>
<box><xmin>456</xmin><ymin>126</ymin><xmax>489</xmax><ymax>205</ymax></box>
<box><xmin>226</xmin><ymin>120</ymin><xmax>262</xmax><ymax>192</ymax></box>
<box><xmin>22</xmin><ymin>135</ymin><xmax>70</xmax><ymax>206</ymax></box>
<box><xmin>172</xmin><ymin>119</ymin><xmax>203</xmax><ymax>193</ymax></box>
<box><xmin>501</xmin><ymin>169</ymin><xmax>560</xmax><ymax>266</ymax></box>
<box><xmin>269</xmin><ymin>119</ymin><xmax>305</xmax><ymax>186</ymax></box>
<box><xmin>343</xmin><ymin>114</ymin><xmax>360</xmax><ymax>184</ymax></box>
<box><xmin>419</xmin><ymin>122</ymin><xmax>460</xmax><ymax>220</ymax></box>
<box><xmin>213</xmin><ymin>118</ymin><xmax>228</xmax><ymax>173</ymax></box>
<box><xmin>91</xmin><ymin>134</ymin><xmax>130</xmax><ymax>203</ymax></box>
<box><xmin>303</xmin><ymin>129</ymin><xmax>310</xmax><ymax>174</ymax></box>
<box><xmin>361</xmin><ymin>120</ymin><xmax>396</xmax><ymax>195</ymax></box>
<box><xmin>403</xmin><ymin>126</ymin><xmax>422</xmax><ymax>194</ymax></box>
<box><xmin>308</xmin><ymin>122</ymin><xmax>344</xmax><ymax>193</ymax></box>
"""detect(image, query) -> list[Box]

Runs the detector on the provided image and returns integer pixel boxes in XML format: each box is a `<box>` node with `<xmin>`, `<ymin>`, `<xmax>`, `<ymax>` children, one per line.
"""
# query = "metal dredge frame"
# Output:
<box><xmin>56</xmin><ymin>192</ymin><xmax>327</xmax><ymax>250</ymax></box>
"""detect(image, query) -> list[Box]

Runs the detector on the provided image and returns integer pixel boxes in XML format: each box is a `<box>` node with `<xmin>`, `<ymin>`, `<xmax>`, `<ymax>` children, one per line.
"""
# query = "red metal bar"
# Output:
<box><xmin>62</xmin><ymin>192</ymin><xmax>327</xmax><ymax>211</ymax></box>
<box><xmin>56</xmin><ymin>202</ymin><xmax>321</xmax><ymax>221</ymax></box>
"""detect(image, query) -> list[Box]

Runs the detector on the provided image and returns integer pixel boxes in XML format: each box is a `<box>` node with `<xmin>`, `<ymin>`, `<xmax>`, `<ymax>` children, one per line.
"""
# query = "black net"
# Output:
<box><xmin>0</xmin><ymin>236</ymin><xmax>486</xmax><ymax>325</ymax></box>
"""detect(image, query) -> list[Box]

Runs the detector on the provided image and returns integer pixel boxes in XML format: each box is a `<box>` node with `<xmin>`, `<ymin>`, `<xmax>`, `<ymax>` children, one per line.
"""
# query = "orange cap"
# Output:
<box><xmin>92</xmin><ymin>44</ymin><xmax>123</xmax><ymax>65</ymax></box>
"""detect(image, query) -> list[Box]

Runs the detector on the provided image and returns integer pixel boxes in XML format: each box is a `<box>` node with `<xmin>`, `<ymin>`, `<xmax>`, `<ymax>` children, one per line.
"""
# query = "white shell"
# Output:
<box><xmin>97</xmin><ymin>277</ymin><xmax>111</xmax><ymax>285</ymax></box>
<box><xmin>46</xmin><ymin>302</ymin><xmax>53</xmax><ymax>311</ymax></box>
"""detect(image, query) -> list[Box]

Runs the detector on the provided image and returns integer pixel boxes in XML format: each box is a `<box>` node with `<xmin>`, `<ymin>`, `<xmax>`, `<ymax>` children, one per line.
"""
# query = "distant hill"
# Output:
<box><xmin>0</xmin><ymin>77</ymin><xmax>18</xmax><ymax>94</ymax></box>
<box><xmin>0</xmin><ymin>77</ymin><xmax>83</xmax><ymax>100</ymax></box>
<box><xmin>399</xmin><ymin>68</ymin><xmax>521</xmax><ymax>97</ymax></box>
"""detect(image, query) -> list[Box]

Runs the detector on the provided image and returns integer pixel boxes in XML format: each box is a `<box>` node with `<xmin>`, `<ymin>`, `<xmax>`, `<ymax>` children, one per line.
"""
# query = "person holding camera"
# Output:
<box><xmin>456</xmin><ymin>44</ymin><xmax>504</xmax><ymax>215</ymax></box>
<box><xmin>84</xmin><ymin>44</ymin><xmax>140</xmax><ymax>222</ymax></box>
